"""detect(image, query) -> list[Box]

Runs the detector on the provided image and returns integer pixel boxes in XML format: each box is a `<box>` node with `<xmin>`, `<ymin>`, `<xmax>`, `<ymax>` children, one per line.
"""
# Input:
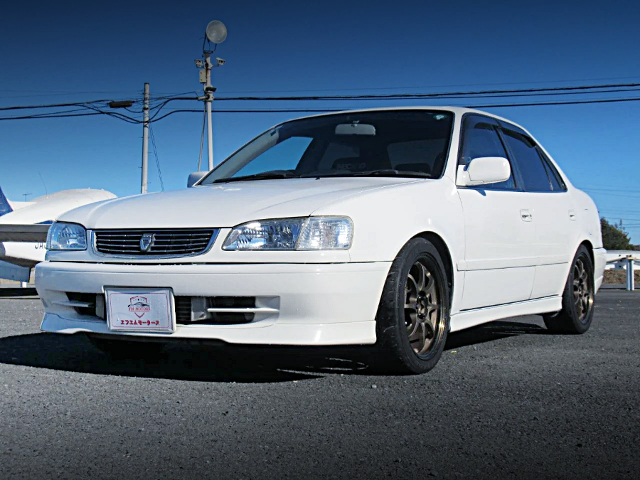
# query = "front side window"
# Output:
<box><xmin>459</xmin><ymin>115</ymin><xmax>515</xmax><ymax>190</ymax></box>
<box><xmin>199</xmin><ymin>110</ymin><xmax>454</xmax><ymax>184</ymax></box>
<box><xmin>501</xmin><ymin>129</ymin><xmax>553</xmax><ymax>192</ymax></box>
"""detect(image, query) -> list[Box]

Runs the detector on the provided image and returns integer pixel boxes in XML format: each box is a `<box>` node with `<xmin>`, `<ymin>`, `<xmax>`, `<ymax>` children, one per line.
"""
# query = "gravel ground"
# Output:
<box><xmin>0</xmin><ymin>287</ymin><xmax>638</xmax><ymax>479</ymax></box>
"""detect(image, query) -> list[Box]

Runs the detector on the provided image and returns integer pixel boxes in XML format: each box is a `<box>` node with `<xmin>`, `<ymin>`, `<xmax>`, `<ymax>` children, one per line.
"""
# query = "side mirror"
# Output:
<box><xmin>457</xmin><ymin>157</ymin><xmax>511</xmax><ymax>187</ymax></box>
<box><xmin>187</xmin><ymin>171</ymin><xmax>207</xmax><ymax>188</ymax></box>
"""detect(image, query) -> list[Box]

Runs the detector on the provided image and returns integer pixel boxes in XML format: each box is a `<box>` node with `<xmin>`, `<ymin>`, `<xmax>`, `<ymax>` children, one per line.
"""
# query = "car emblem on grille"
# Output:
<box><xmin>140</xmin><ymin>233</ymin><xmax>155</xmax><ymax>252</ymax></box>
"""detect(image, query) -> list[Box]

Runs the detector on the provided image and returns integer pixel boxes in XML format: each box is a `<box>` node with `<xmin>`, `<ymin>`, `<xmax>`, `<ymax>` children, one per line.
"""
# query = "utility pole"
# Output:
<box><xmin>196</xmin><ymin>20</ymin><xmax>227</xmax><ymax>171</ymax></box>
<box><xmin>141</xmin><ymin>82</ymin><xmax>150</xmax><ymax>194</ymax></box>
<box><xmin>204</xmin><ymin>54</ymin><xmax>215</xmax><ymax>170</ymax></box>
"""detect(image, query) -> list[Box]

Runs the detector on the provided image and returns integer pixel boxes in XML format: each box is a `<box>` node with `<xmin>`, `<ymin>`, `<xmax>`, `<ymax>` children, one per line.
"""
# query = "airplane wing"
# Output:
<box><xmin>0</xmin><ymin>224</ymin><xmax>49</xmax><ymax>242</ymax></box>
<box><xmin>0</xmin><ymin>186</ymin><xmax>115</xmax><ymax>283</ymax></box>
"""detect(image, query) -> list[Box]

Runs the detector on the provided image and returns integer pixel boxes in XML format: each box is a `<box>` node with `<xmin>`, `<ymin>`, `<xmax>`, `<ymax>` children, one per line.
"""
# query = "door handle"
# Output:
<box><xmin>569</xmin><ymin>210</ymin><xmax>577</xmax><ymax>221</ymax></box>
<box><xmin>520</xmin><ymin>209</ymin><xmax>533</xmax><ymax>222</ymax></box>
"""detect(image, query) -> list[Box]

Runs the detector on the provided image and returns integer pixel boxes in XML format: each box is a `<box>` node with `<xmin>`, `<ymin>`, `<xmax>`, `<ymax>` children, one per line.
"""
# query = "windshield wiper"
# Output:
<box><xmin>302</xmin><ymin>169</ymin><xmax>432</xmax><ymax>179</ymax></box>
<box><xmin>212</xmin><ymin>170</ymin><xmax>299</xmax><ymax>183</ymax></box>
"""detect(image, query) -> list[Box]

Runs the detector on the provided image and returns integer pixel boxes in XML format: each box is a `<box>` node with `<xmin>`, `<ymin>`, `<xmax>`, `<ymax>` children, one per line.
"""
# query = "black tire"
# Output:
<box><xmin>87</xmin><ymin>335</ymin><xmax>166</xmax><ymax>359</ymax></box>
<box><xmin>373</xmin><ymin>238</ymin><xmax>450</xmax><ymax>374</ymax></box>
<box><xmin>543</xmin><ymin>245</ymin><xmax>595</xmax><ymax>334</ymax></box>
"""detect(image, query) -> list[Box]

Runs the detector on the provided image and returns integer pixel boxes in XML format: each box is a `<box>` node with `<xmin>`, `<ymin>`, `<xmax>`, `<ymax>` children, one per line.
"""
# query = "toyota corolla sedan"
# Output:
<box><xmin>36</xmin><ymin>107</ymin><xmax>606</xmax><ymax>374</ymax></box>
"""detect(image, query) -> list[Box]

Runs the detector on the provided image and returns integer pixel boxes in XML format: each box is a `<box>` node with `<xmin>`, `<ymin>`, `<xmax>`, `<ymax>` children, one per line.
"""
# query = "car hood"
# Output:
<box><xmin>59</xmin><ymin>177</ymin><xmax>423</xmax><ymax>229</ymax></box>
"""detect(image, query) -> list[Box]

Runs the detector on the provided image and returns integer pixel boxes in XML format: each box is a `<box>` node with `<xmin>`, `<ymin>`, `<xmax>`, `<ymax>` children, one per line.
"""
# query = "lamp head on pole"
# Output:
<box><xmin>204</xmin><ymin>20</ymin><xmax>227</xmax><ymax>50</ymax></box>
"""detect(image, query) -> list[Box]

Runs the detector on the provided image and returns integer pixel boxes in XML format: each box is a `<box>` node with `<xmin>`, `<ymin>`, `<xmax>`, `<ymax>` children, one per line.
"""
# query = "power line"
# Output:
<box><xmin>4</xmin><ymin>95</ymin><xmax>640</xmax><ymax>122</ymax></box>
<box><xmin>197</xmin><ymin>106</ymin><xmax>206</xmax><ymax>171</ymax></box>
<box><xmin>469</xmin><ymin>96</ymin><xmax>640</xmax><ymax>108</ymax></box>
<box><xmin>4</xmin><ymin>82</ymin><xmax>640</xmax><ymax>122</ymax></box>
<box><xmin>0</xmin><ymin>112</ymin><xmax>103</xmax><ymax>121</ymax></box>
<box><xmin>220</xmin><ymin>75</ymin><xmax>640</xmax><ymax>95</ymax></box>
<box><xmin>131</xmin><ymin>95</ymin><xmax>640</xmax><ymax>115</ymax></box>
<box><xmin>213</xmin><ymin>82</ymin><xmax>640</xmax><ymax>102</ymax></box>
<box><xmin>149</xmin><ymin>125</ymin><xmax>164</xmax><ymax>192</ymax></box>
<box><xmin>3</xmin><ymin>81</ymin><xmax>640</xmax><ymax>112</ymax></box>
<box><xmin>0</xmin><ymin>100</ymin><xmax>110</xmax><ymax>112</ymax></box>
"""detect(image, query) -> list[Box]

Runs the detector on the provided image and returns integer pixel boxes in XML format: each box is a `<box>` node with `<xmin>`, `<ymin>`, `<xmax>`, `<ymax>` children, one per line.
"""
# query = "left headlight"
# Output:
<box><xmin>46</xmin><ymin>222</ymin><xmax>87</xmax><ymax>251</ymax></box>
<box><xmin>223</xmin><ymin>216</ymin><xmax>353</xmax><ymax>251</ymax></box>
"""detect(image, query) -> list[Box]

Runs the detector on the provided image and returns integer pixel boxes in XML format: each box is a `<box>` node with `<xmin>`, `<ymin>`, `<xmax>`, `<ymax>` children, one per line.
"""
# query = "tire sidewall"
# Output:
<box><xmin>376</xmin><ymin>238</ymin><xmax>450</xmax><ymax>373</ymax></box>
<box><xmin>565</xmin><ymin>246</ymin><xmax>595</xmax><ymax>333</ymax></box>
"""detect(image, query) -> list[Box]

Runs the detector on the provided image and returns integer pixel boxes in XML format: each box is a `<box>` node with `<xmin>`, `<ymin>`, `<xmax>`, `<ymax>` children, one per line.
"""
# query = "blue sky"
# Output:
<box><xmin>1</xmin><ymin>0</ymin><xmax>639</xmax><ymax>241</ymax></box>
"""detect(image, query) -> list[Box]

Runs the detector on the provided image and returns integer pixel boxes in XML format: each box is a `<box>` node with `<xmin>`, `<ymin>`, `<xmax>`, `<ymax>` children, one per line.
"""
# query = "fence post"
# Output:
<box><xmin>626</xmin><ymin>256</ymin><xmax>635</xmax><ymax>291</ymax></box>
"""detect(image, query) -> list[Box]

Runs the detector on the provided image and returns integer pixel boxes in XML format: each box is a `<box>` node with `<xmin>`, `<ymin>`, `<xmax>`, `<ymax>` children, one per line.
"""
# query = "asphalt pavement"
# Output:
<box><xmin>0</xmin><ymin>287</ymin><xmax>638</xmax><ymax>479</ymax></box>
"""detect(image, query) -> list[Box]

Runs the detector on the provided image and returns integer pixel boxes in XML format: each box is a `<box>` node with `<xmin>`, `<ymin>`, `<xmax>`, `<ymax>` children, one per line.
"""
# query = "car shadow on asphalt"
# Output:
<box><xmin>0</xmin><ymin>333</ymin><xmax>328</xmax><ymax>383</ymax></box>
<box><xmin>0</xmin><ymin>320</ymin><xmax>548</xmax><ymax>382</ymax></box>
<box><xmin>444</xmin><ymin>319</ymin><xmax>549</xmax><ymax>350</ymax></box>
<box><xmin>0</xmin><ymin>287</ymin><xmax>38</xmax><ymax>298</ymax></box>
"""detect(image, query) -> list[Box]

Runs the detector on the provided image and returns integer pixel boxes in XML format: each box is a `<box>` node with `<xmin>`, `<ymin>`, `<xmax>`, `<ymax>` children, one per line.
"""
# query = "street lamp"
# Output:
<box><xmin>197</xmin><ymin>20</ymin><xmax>227</xmax><ymax>171</ymax></box>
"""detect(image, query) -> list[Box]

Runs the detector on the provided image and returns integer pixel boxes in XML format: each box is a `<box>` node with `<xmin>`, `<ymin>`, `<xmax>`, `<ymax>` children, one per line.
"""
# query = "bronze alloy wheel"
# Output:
<box><xmin>404</xmin><ymin>258</ymin><xmax>444</xmax><ymax>356</ymax></box>
<box><xmin>375</xmin><ymin>237</ymin><xmax>450</xmax><ymax>374</ymax></box>
<box><xmin>573</xmin><ymin>256</ymin><xmax>594</xmax><ymax>323</ymax></box>
<box><xmin>543</xmin><ymin>245</ymin><xmax>595</xmax><ymax>335</ymax></box>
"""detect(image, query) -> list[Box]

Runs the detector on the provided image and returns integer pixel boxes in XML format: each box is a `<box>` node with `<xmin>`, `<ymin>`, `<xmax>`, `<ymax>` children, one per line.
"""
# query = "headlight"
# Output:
<box><xmin>46</xmin><ymin>222</ymin><xmax>87</xmax><ymax>251</ymax></box>
<box><xmin>223</xmin><ymin>217</ymin><xmax>353</xmax><ymax>251</ymax></box>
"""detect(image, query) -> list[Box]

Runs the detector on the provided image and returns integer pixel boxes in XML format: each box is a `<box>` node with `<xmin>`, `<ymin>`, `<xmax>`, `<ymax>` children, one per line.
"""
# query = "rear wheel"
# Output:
<box><xmin>87</xmin><ymin>335</ymin><xmax>166</xmax><ymax>359</ymax></box>
<box><xmin>543</xmin><ymin>245</ymin><xmax>594</xmax><ymax>334</ymax></box>
<box><xmin>374</xmin><ymin>238</ymin><xmax>450</xmax><ymax>374</ymax></box>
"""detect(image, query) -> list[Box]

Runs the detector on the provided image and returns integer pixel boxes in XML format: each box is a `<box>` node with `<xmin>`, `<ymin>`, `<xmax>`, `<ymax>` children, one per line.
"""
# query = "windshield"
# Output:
<box><xmin>199</xmin><ymin>110</ymin><xmax>454</xmax><ymax>184</ymax></box>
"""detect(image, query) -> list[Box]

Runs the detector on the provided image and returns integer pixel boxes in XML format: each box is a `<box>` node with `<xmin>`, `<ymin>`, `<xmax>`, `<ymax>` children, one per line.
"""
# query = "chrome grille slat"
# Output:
<box><xmin>98</xmin><ymin>235</ymin><xmax>211</xmax><ymax>239</ymax></box>
<box><xmin>94</xmin><ymin>228</ymin><xmax>218</xmax><ymax>257</ymax></box>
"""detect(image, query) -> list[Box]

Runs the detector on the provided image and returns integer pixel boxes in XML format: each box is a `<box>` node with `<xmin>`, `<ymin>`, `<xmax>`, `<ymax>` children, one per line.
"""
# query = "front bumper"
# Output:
<box><xmin>36</xmin><ymin>261</ymin><xmax>391</xmax><ymax>346</ymax></box>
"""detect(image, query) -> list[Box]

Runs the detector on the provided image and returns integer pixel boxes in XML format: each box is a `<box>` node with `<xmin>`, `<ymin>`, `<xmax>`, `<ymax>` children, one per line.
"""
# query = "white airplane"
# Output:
<box><xmin>0</xmin><ymin>186</ymin><xmax>116</xmax><ymax>283</ymax></box>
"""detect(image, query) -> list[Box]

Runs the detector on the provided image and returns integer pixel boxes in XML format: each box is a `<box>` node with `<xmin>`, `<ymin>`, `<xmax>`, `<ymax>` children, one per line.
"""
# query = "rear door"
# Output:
<box><xmin>499</xmin><ymin>124</ymin><xmax>575</xmax><ymax>299</ymax></box>
<box><xmin>456</xmin><ymin>115</ymin><xmax>536</xmax><ymax>310</ymax></box>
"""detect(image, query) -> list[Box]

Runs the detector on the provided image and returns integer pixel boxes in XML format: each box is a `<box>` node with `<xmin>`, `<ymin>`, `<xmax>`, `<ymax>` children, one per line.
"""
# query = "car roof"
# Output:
<box><xmin>276</xmin><ymin>106</ymin><xmax>527</xmax><ymax>133</ymax></box>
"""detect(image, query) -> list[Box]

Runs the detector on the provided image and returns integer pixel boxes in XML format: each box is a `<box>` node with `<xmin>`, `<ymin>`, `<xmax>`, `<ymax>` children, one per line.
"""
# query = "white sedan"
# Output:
<box><xmin>36</xmin><ymin>107</ymin><xmax>606</xmax><ymax>374</ymax></box>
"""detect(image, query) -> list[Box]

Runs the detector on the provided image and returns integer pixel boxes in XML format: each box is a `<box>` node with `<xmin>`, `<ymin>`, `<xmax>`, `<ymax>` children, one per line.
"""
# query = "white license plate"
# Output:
<box><xmin>105</xmin><ymin>288</ymin><xmax>175</xmax><ymax>333</ymax></box>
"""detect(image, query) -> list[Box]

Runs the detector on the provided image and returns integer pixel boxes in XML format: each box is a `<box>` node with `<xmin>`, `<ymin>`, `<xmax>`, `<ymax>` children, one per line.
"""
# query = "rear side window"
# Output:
<box><xmin>501</xmin><ymin>129</ymin><xmax>552</xmax><ymax>192</ymax></box>
<box><xmin>459</xmin><ymin>115</ymin><xmax>515</xmax><ymax>190</ymax></box>
<box><xmin>540</xmin><ymin>153</ymin><xmax>567</xmax><ymax>191</ymax></box>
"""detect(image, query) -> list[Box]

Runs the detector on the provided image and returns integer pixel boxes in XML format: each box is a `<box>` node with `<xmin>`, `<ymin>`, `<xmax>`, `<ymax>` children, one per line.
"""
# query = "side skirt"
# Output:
<box><xmin>450</xmin><ymin>296</ymin><xmax>562</xmax><ymax>333</ymax></box>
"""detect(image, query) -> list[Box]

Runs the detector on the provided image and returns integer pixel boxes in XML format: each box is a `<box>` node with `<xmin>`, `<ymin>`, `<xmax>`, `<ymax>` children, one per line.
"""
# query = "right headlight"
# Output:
<box><xmin>223</xmin><ymin>216</ymin><xmax>353</xmax><ymax>251</ymax></box>
<box><xmin>46</xmin><ymin>222</ymin><xmax>87</xmax><ymax>251</ymax></box>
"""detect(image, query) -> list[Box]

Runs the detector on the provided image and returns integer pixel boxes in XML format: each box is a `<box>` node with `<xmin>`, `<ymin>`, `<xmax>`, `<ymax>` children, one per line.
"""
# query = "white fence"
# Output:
<box><xmin>605</xmin><ymin>250</ymin><xmax>640</xmax><ymax>291</ymax></box>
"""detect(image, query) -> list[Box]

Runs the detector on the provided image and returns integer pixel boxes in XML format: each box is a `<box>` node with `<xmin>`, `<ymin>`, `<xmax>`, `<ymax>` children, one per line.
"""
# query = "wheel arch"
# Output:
<box><xmin>578</xmin><ymin>238</ymin><xmax>596</xmax><ymax>289</ymax></box>
<box><xmin>413</xmin><ymin>231</ymin><xmax>454</xmax><ymax>303</ymax></box>
<box><xmin>579</xmin><ymin>239</ymin><xmax>594</xmax><ymax>266</ymax></box>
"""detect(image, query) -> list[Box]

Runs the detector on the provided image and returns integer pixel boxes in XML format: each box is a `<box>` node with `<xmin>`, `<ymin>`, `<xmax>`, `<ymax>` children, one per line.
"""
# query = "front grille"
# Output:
<box><xmin>94</xmin><ymin>228</ymin><xmax>218</xmax><ymax>256</ymax></box>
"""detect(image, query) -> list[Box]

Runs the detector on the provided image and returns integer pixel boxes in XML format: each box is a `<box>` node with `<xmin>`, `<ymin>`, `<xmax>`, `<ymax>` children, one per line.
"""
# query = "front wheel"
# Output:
<box><xmin>374</xmin><ymin>238</ymin><xmax>450</xmax><ymax>374</ymax></box>
<box><xmin>543</xmin><ymin>245</ymin><xmax>595</xmax><ymax>334</ymax></box>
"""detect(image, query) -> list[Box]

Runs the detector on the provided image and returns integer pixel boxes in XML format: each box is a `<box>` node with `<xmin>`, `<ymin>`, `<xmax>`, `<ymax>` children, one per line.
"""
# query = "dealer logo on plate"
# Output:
<box><xmin>128</xmin><ymin>296</ymin><xmax>151</xmax><ymax>318</ymax></box>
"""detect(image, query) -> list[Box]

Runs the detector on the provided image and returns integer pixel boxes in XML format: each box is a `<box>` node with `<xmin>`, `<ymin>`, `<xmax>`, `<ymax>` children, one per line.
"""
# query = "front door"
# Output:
<box><xmin>456</xmin><ymin>115</ymin><xmax>536</xmax><ymax>310</ymax></box>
